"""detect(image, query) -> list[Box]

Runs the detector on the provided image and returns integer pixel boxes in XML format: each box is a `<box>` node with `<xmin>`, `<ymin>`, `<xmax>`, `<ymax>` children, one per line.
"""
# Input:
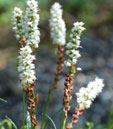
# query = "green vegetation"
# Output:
<box><xmin>0</xmin><ymin>0</ymin><xmax>113</xmax><ymax>26</ymax></box>
<box><xmin>0</xmin><ymin>0</ymin><xmax>26</xmax><ymax>24</ymax></box>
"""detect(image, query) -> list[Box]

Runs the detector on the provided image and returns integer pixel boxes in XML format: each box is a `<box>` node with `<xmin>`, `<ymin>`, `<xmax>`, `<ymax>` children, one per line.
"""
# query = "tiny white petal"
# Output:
<box><xmin>77</xmin><ymin>67</ymin><xmax>82</xmax><ymax>71</ymax></box>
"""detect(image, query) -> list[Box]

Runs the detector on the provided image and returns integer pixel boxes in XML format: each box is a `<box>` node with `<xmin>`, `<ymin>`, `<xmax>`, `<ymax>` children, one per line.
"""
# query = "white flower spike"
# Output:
<box><xmin>76</xmin><ymin>77</ymin><xmax>104</xmax><ymax>109</ymax></box>
<box><xmin>64</xmin><ymin>22</ymin><xmax>85</xmax><ymax>67</ymax></box>
<box><xmin>24</xmin><ymin>0</ymin><xmax>40</xmax><ymax>48</ymax></box>
<box><xmin>18</xmin><ymin>46</ymin><xmax>36</xmax><ymax>85</ymax></box>
<box><xmin>12</xmin><ymin>7</ymin><xmax>24</xmax><ymax>40</ymax></box>
<box><xmin>49</xmin><ymin>2</ymin><xmax>66</xmax><ymax>45</ymax></box>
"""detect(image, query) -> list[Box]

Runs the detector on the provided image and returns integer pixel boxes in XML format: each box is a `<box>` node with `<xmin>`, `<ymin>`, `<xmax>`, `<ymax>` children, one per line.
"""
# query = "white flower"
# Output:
<box><xmin>76</xmin><ymin>77</ymin><xmax>104</xmax><ymax>109</ymax></box>
<box><xmin>66</xmin><ymin>50</ymin><xmax>81</xmax><ymax>58</ymax></box>
<box><xmin>18</xmin><ymin>46</ymin><xmax>36</xmax><ymax>85</ymax></box>
<box><xmin>77</xmin><ymin>67</ymin><xmax>82</xmax><ymax>71</ymax></box>
<box><xmin>65</xmin><ymin>22</ymin><xmax>85</xmax><ymax>67</ymax></box>
<box><xmin>12</xmin><ymin>7</ymin><xmax>24</xmax><ymax>40</ymax></box>
<box><xmin>24</xmin><ymin>0</ymin><xmax>40</xmax><ymax>48</ymax></box>
<box><xmin>49</xmin><ymin>2</ymin><xmax>66</xmax><ymax>45</ymax></box>
<box><xmin>64</xmin><ymin>60</ymin><xmax>72</xmax><ymax>67</ymax></box>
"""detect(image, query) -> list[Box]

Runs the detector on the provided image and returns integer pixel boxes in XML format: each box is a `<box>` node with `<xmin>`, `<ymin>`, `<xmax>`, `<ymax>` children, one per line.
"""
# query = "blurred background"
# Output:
<box><xmin>0</xmin><ymin>0</ymin><xmax>113</xmax><ymax>128</ymax></box>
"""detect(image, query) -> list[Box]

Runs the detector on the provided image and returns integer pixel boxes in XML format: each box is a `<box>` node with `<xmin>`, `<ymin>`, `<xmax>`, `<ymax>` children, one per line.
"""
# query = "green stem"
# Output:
<box><xmin>59</xmin><ymin>112</ymin><xmax>65</xmax><ymax>129</ymax></box>
<box><xmin>22</xmin><ymin>90</ymin><xmax>25</xmax><ymax>128</ymax></box>
<box><xmin>40</xmin><ymin>88</ymin><xmax>53</xmax><ymax>129</ymax></box>
<box><xmin>32</xmin><ymin>90</ymin><xmax>37</xmax><ymax>113</ymax></box>
<box><xmin>35</xmin><ymin>103</ymin><xmax>37</xmax><ymax>114</ymax></box>
<box><xmin>69</xmin><ymin>123</ymin><xmax>73</xmax><ymax>129</ymax></box>
<box><xmin>62</xmin><ymin>118</ymin><xmax>66</xmax><ymax>129</ymax></box>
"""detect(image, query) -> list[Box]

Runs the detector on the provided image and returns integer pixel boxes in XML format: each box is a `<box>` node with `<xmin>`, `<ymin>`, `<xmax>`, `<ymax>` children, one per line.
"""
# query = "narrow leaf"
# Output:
<box><xmin>0</xmin><ymin>98</ymin><xmax>7</xmax><ymax>103</ymax></box>
<box><xmin>45</xmin><ymin>102</ymin><xmax>75</xmax><ymax>129</ymax></box>
<box><xmin>44</xmin><ymin>107</ymin><xmax>63</xmax><ymax>129</ymax></box>
<box><xmin>42</xmin><ymin>113</ymin><xmax>57</xmax><ymax>129</ymax></box>
<box><xmin>5</xmin><ymin>116</ymin><xmax>18</xmax><ymax>129</ymax></box>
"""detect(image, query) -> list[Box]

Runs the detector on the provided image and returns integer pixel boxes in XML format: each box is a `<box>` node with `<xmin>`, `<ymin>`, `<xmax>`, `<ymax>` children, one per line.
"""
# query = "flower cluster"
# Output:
<box><xmin>76</xmin><ymin>77</ymin><xmax>104</xmax><ymax>109</ymax></box>
<box><xmin>12</xmin><ymin>0</ymin><xmax>40</xmax><ymax>48</ymax></box>
<box><xmin>66</xmin><ymin>77</ymin><xmax>104</xmax><ymax>129</ymax></box>
<box><xmin>64</xmin><ymin>22</ymin><xmax>85</xmax><ymax>67</ymax></box>
<box><xmin>49</xmin><ymin>2</ymin><xmax>66</xmax><ymax>45</ymax></box>
<box><xmin>49</xmin><ymin>3</ymin><xmax>66</xmax><ymax>89</ymax></box>
<box><xmin>24</xmin><ymin>0</ymin><xmax>40</xmax><ymax>48</ymax></box>
<box><xmin>12</xmin><ymin>1</ymin><xmax>105</xmax><ymax>129</ymax></box>
<box><xmin>18</xmin><ymin>46</ymin><xmax>36</xmax><ymax>85</ymax></box>
<box><xmin>12</xmin><ymin>0</ymin><xmax>40</xmax><ymax>127</ymax></box>
<box><xmin>12</xmin><ymin>0</ymin><xmax>40</xmax><ymax>85</ymax></box>
<box><xmin>12</xmin><ymin>7</ymin><xmax>24</xmax><ymax>40</ymax></box>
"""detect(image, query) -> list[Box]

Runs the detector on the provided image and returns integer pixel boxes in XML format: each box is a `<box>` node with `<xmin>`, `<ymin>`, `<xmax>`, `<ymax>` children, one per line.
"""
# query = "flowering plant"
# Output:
<box><xmin>11</xmin><ymin>0</ymin><xmax>104</xmax><ymax>129</ymax></box>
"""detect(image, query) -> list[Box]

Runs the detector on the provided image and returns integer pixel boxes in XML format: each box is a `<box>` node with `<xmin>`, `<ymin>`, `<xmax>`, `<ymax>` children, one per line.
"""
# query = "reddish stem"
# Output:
<box><xmin>54</xmin><ymin>45</ymin><xmax>64</xmax><ymax>89</ymax></box>
<box><xmin>66</xmin><ymin>107</ymin><xmax>84</xmax><ymax>129</ymax></box>
<box><xmin>63</xmin><ymin>64</ymin><xmax>75</xmax><ymax>119</ymax></box>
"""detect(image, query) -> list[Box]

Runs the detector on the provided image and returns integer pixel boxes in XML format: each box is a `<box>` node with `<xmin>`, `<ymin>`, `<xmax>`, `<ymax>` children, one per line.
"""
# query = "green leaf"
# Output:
<box><xmin>44</xmin><ymin>107</ymin><xmax>63</xmax><ymax>129</ymax></box>
<box><xmin>42</xmin><ymin>113</ymin><xmax>57</xmax><ymax>129</ymax></box>
<box><xmin>86</xmin><ymin>121</ymin><xmax>94</xmax><ymax>129</ymax></box>
<box><xmin>44</xmin><ymin>102</ymin><xmax>75</xmax><ymax>129</ymax></box>
<box><xmin>26</xmin><ymin>112</ymin><xmax>31</xmax><ymax>129</ymax></box>
<box><xmin>20</xmin><ymin>125</ymin><xmax>26</xmax><ymax>129</ymax></box>
<box><xmin>0</xmin><ymin>98</ymin><xmax>7</xmax><ymax>103</ymax></box>
<box><xmin>5</xmin><ymin>116</ymin><xmax>18</xmax><ymax>129</ymax></box>
<box><xmin>1</xmin><ymin>126</ymin><xmax>5</xmax><ymax>129</ymax></box>
<box><xmin>7</xmin><ymin>121</ymin><xmax>12</xmax><ymax>129</ymax></box>
<box><xmin>108</xmin><ymin>106</ymin><xmax>113</xmax><ymax>129</ymax></box>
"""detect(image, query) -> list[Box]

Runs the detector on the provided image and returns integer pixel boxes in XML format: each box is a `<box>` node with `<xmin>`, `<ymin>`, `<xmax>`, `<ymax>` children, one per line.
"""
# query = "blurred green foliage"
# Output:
<box><xmin>0</xmin><ymin>113</ymin><xmax>32</xmax><ymax>129</ymax></box>
<box><xmin>64</xmin><ymin>0</ymin><xmax>113</xmax><ymax>27</ymax></box>
<box><xmin>0</xmin><ymin>119</ymin><xmax>12</xmax><ymax>129</ymax></box>
<box><xmin>86</xmin><ymin>121</ymin><xmax>94</xmax><ymax>129</ymax></box>
<box><xmin>0</xmin><ymin>0</ymin><xmax>51</xmax><ymax>24</ymax></box>
<box><xmin>0</xmin><ymin>0</ymin><xmax>26</xmax><ymax>24</ymax></box>
<box><xmin>0</xmin><ymin>0</ymin><xmax>113</xmax><ymax>26</ymax></box>
<box><xmin>64</xmin><ymin>0</ymin><xmax>96</xmax><ymax>26</ymax></box>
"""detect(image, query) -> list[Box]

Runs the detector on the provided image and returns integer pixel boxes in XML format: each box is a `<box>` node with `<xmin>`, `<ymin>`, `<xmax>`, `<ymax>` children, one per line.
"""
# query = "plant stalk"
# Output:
<box><xmin>59</xmin><ymin>112</ymin><xmax>65</xmax><ymax>129</ymax></box>
<box><xmin>40</xmin><ymin>88</ymin><xmax>53</xmax><ymax>129</ymax></box>
<box><xmin>62</xmin><ymin>118</ymin><xmax>66</xmax><ymax>129</ymax></box>
<box><xmin>22</xmin><ymin>90</ymin><xmax>25</xmax><ymax>128</ymax></box>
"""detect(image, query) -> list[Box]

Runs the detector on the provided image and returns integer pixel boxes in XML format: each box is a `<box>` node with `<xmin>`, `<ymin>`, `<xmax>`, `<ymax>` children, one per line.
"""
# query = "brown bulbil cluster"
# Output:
<box><xmin>54</xmin><ymin>45</ymin><xmax>64</xmax><ymax>89</ymax></box>
<box><xmin>63</xmin><ymin>70</ymin><xmax>74</xmax><ymax>119</ymax></box>
<box><xmin>66</xmin><ymin>108</ymin><xmax>84</xmax><ymax>129</ymax></box>
<box><xmin>25</xmin><ymin>83</ymin><xmax>38</xmax><ymax>128</ymax></box>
